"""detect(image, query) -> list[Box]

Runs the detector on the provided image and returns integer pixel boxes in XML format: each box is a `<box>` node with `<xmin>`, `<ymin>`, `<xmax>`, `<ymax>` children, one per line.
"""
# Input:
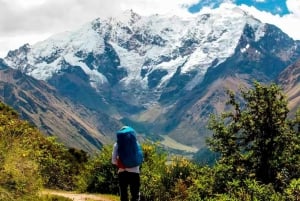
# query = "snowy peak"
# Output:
<box><xmin>3</xmin><ymin>6</ymin><xmax>288</xmax><ymax>102</ymax></box>
<box><xmin>116</xmin><ymin>9</ymin><xmax>142</xmax><ymax>25</ymax></box>
<box><xmin>5</xmin><ymin>7</ymin><xmax>264</xmax><ymax>80</ymax></box>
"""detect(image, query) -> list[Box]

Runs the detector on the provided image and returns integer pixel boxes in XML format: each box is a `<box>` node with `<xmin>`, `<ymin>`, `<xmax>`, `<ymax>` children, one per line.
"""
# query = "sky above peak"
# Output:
<box><xmin>189</xmin><ymin>0</ymin><xmax>290</xmax><ymax>16</ymax></box>
<box><xmin>0</xmin><ymin>0</ymin><xmax>299</xmax><ymax>57</ymax></box>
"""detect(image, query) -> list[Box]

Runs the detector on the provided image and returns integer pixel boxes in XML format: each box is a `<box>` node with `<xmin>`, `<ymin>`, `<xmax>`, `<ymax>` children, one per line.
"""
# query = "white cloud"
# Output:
<box><xmin>118</xmin><ymin>0</ymin><xmax>199</xmax><ymax>15</ymax></box>
<box><xmin>198</xmin><ymin>1</ymin><xmax>300</xmax><ymax>42</ymax></box>
<box><xmin>238</xmin><ymin>0</ymin><xmax>300</xmax><ymax>41</ymax></box>
<box><xmin>0</xmin><ymin>0</ymin><xmax>300</xmax><ymax>58</ymax></box>
<box><xmin>287</xmin><ymin>0</ymin><xmax>300</xmax><ymax>17</ymax></box>
<box><xmin>0</xmin><ymin>33</ymin><xmax>51</xmax><ymax>57</ymax></box>
<box><xmin>0</xmin><ymin>0</ymin><xmax>200</xmax><ymax>57</ymax></box>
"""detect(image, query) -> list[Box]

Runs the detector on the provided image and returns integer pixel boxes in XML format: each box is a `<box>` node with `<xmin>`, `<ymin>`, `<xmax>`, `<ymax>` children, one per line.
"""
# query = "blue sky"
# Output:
<box><xmin>188</xmin><ymin>0</ymin><xmax>290</xmax><ymax>16</ymax></box>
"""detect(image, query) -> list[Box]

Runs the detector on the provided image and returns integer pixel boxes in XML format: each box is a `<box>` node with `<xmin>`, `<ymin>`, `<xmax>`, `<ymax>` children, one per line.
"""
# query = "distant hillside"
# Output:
<box><xmin>278</xmin><ymin>59</ymin><xmax>300</xmax><ymax>114</ymax></box>
<box><xmin>0</xmin><ymin>59</ymin><xmax>122</xmax><ymax>153</ymax></box>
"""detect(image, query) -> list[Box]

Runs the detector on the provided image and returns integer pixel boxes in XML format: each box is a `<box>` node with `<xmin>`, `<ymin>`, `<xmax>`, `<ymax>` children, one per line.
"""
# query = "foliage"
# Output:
<box><xmin>207</xmin><ymin>82</ymin><xmax>300</xmax><ymax>192</ymax></box>
<box><xmin>139</xmin><ymin>142</ymin><xmax>168</xmax><ymax>200</ymax></box>
<box><xmin>0</xmin><ymin>101</ymin><xmax>88</xmax><ymax>199</ymax></box>
<box><xmin>76</xmin><ymin>145</ymin><xmax>119</xmax><ymax>194</ymax></box>
<box><xmin>0</xmin><ymin>102</ymin><xmax>43</xmax><ymax>200</ymax></box>
<box><xmin>163</xmin><ymin>158</ymin><xmax>216</xmax><ymax>201</ymax></box>
<box><xmin>193</xmin><ymin>147</ymin><xmax>220</xmax><ymax>166</ymax></box>
<box><xmin>36</xmin><ymin>137</ymin><xmax>88</xmax><ymax>190</ymax></box>
<box><xmin>284</xmin><ymin>178</ymin><xmax>300</xmax><ymax>200</ymax></box>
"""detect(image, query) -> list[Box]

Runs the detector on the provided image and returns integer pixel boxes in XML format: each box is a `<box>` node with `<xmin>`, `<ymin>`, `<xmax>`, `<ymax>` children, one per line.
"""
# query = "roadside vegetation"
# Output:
<box><xmin>0</xmin><ymin>81</ymin><xmax>299</xmax><ymax>200</ymax></box>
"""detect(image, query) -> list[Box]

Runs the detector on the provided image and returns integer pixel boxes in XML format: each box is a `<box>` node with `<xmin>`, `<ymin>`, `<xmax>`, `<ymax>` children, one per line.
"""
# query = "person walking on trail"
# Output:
<box><xmin>112</xmin><ymin>126</ymin><xmax>144</xmax><ymax>201</ymax></box>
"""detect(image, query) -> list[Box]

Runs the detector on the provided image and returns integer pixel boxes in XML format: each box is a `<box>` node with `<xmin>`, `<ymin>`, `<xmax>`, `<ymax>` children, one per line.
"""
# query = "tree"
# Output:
<box><xmin>207</xmin><ymin>82</ymin><xmax>300</xmax><ymax>191</ymax></box>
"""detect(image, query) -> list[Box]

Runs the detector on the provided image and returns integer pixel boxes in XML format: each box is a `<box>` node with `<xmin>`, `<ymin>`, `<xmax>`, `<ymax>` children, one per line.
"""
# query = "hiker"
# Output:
<box><xmin>112</xmin><ymin>126</ymin><xmax>143</xmax><ymax>201</ymax></box>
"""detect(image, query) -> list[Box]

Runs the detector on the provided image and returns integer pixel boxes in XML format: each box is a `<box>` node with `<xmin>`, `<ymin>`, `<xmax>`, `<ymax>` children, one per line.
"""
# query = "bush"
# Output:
<box><xmin>76</xmin><ymin>145</ymin><xmax>119</xmax><ymax>194</ymax></box>
<box><xmin>0</xmin><ymin>108</ymin><xmax>43</xmax><ymax>200</ymax></box>
<box><xmin>0</xmin><ymin>143</ymin><xmax>43</xmax><ymax>201</ymax></box>
<box><xmin>36</xmin><ymin>137</ymin><xmax>88</xmax><ymax>190</ymax></box>
<box><xmin>140</xmin><ymin>143</ymin><xmax>168</xmax><ymax>200</ymax></box>
<box><xmin>284</xmin><ymin>178</ymin><xmax>300</xmax><ymax>200</ymax></box>
<box><xmin>0</xmin><ymin>101</ymin><xmax>87</xmax><ymax>199</ymax></box>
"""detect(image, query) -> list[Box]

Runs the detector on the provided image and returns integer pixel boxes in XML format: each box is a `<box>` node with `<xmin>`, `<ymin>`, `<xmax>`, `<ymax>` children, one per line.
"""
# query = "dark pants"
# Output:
<box><xmin>118</xmin><ymin>171</ymin><xmax>140</xmax><ymax>201</ymax></box>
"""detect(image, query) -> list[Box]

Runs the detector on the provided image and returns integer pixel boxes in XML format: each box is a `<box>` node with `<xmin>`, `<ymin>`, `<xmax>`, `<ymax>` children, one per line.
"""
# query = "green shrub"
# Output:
<box><xmin>76</xmin><ymin>145</ymin><xmax>119</xmax><ymax>194</ymax></box>
<box><xmin>0</xmin><ymin>101</ymin><xmax>86</xmax><ymax>199</ymax></box>
<box><xmin>0</xmin><ymin>107</ymin><xmax>43</xmax><ymax>200</ymax></box>
<box><xmin>284</xmin><ymin>178</ymin><xmax>300</xmax><ymax>200</ymax></box>
<box><xmin>36</xmin><ymin>137</ymin><xmax>88</xmax><ymax>190</ymax></box>
<box><xmin>140</xmin><ymin>143</ymin><xmax>168</xmax><ymax>200</ymax></box>
<box><xmin>0</xmin><ymin>150</ymin><xmax>42</xmax><ymax>200</ymax></box>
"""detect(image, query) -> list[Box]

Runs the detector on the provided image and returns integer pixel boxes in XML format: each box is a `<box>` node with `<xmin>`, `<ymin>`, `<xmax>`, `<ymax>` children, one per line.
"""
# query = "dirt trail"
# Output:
<box><xmin>43</xmin><ymin>190</ymin><xmax>117</xmax><ymax>201</ymax></box>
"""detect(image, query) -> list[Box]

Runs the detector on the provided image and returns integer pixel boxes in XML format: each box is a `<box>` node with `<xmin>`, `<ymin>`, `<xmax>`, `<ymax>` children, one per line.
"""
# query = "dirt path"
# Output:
<box><xmin>43</xmin><ymin>190</ymin><xmax>118</xmax><ymax>201</ymax></box>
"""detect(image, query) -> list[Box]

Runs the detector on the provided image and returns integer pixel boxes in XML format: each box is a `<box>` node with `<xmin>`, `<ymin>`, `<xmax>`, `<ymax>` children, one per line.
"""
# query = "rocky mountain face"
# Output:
<box><xmin>2</xmin><ymin>6</ymin><xmax>300</xmax><ymax>152</ymax></box>
<box><xmin>0</xmin><ymin>59</ymin><xmax>121</xmax><ymax>153</ymax></box>
<box><xmin>277</xmin><ymin>59</ymin><xmax>300</xmax><ymax>115</ymax></box>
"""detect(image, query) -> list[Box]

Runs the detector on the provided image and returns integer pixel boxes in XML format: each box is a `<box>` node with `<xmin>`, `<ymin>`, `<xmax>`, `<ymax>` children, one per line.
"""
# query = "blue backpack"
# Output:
<box><xmin>117</xmin><ymin>126</ymin><xmax>143</xmax><ymax>168</ymax></box>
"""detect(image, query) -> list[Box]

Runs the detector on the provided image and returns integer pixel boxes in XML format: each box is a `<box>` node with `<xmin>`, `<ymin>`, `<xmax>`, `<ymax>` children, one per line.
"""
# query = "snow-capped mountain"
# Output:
<box><xmin>3</xmin><ymin>6</ymin><xmax>300</xmax><ymax>151</ymax></box>
<box><xmin>4</xmin><ymin>7</ymin><xmax>267</xmax><ymax>103</ymax></box>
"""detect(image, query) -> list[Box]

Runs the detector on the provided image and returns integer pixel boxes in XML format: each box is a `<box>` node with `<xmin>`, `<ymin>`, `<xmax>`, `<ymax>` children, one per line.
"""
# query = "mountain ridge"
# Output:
<box><xmin>1</xmin><ymin>6</ymin><xmax>300</xmax><ymax>152</ymax></box>
<box><xmin>0</xmin><ymin>59</ymin><xmax>122</xmax><ymax>153</ymax></box>
<box><xmin>278</xmin><ymin>59</ymin><xmax>300</xmax><ymax>114</ymax></box>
